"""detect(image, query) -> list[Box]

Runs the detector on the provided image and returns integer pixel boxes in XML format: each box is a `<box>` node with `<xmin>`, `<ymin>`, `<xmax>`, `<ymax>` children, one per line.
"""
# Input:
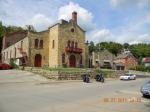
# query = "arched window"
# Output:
<box><xmin>35</xmin><ymin>39</ymin><xmax>38</xmax><ymax>48</ymax></box>
<box><xmin>67</xmin><ymin>40</ymin><xmax>70</xmax><ymax>47</ymax></box>
<box><xmin>71</xmin><ymin>41</ymin><xmax>74</xmax><ymax>48</ymax></box>
<box><xmin>40</xmin><ymin>40</ymin><xmax>43</xmax><ymax>48</ymax></box>
<box><xmin>75</xmin><ymin>42</ymin><xmax>78</xmax><ymax>48</ymax></box>
<box><xmin>62</xmin><ymin>53</ymin><xmax>65</xmax><ymax>64</ymax></box>
<box><xmin>52</xmin><ymin>40</ymin><xmax>55</xmax><ymax>48</ymax></box>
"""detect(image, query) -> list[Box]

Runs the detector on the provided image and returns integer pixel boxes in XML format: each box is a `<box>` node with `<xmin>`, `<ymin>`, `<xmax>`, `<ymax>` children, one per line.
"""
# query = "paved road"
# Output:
<box><xmin>0</xmin><ymin>70</ymin><xmax>149</xmax><ymax>112</ymax></box>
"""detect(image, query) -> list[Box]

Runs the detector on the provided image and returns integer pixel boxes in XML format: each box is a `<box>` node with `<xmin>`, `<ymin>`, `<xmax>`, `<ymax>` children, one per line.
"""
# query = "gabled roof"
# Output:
<box><xmin>116</xmin><ymin>52</ymin><xmax>135</xmax><ymax>59</ymax></box>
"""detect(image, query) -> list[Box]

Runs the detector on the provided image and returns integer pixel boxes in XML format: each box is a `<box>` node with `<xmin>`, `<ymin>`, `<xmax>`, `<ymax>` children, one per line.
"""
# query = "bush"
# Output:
<box><xmin>62</xmin><ymin>63</ymin><xmax>67</xmax><ymax>68</ymax></box>
<box><xmin>95</xmin><ymin>69</ymin><xmax>109</xmax><ymax>78</ymax></box>
<box><xmin>9</xmin><ymin>59</ymin><xmax>19</xmax><ymax>69</ymax></box>
<box><xmin>129</xmin><ymin>65</ymin><xmax>150</xmax><ymax>72</ymax></box>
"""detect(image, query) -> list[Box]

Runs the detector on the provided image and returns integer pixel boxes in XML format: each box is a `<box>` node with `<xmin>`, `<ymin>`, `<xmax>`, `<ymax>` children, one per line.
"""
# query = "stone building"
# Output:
<box><xmin>1</xmin><ymin>11</ymin><xmax>89</xmax><ymax>68</ymax></box>
<box><xmin>91</xmin><ymin>49</ymin><xmax>116</xmax><ymax>69</ymax></box>
<box><xmin>114</xmin><ymin>51</ymin><xmax>138</xmax><ymax>70</ymax></box>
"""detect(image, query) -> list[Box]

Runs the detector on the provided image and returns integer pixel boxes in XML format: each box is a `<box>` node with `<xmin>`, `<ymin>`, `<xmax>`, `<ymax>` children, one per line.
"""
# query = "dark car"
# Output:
<box><xmin>140</xmin><ymin>81</ymin><xmax>150</xmax><ymax>97</ymax></box>
<box><xmin>0</xmin><ymin>63</ymin><xmax>13</xmax><ymax>70</ymax></box>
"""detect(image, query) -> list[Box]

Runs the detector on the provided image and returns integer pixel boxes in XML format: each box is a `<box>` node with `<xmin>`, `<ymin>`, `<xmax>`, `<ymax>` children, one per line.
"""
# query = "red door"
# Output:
<box><xmin>34</xmin><ymin>54</ymin><xmax>42</xmax><ymax>67</ymax></box>
<box><xmin>69</xmin><ymin>55</ymin><xmax>76</xmax><ymax>67</ymax></box>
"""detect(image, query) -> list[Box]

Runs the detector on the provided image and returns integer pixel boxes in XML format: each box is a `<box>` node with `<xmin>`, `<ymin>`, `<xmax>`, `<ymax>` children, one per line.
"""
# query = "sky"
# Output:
<box><xmin>0</xmin><ymin>0</ymin><xmax>150</xmax><ymax>44</ymax></box>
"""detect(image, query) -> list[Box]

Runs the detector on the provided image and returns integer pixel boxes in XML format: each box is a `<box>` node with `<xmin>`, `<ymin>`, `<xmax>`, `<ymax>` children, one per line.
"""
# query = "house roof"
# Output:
<box><xmin>143</xmin><ymin>57</ymin><xmax>150</xmax><ymax>63</ymax></box>
<box><xmin>116</xmin><ymin>52</ymin><xmax>134</xmax><ymax>59</ymax></box>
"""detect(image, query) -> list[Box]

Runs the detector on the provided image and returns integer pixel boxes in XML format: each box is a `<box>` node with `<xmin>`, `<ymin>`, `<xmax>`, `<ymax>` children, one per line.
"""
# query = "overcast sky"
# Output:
<box><xmin>0</xmin><ymin>0</ymin><xmax>150</xmax><ymax>44</ymax></box>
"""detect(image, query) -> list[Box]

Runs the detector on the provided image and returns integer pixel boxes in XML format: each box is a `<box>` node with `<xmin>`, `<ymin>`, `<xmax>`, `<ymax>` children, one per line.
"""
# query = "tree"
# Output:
<box><xmin>88</xmin><ymin>41</ymin><xmax>96</xmax><ymax>54</ymax></box>
<box><xmin>0</xmin><ymin>21</ymin><xmax>5</xmax><ymax>53</ymax></box>
<box><xmin>25</xmin><ymin>25</ymin><xmax>36</xmax><ymax>32</ymax></box>
<box><xmin>123</xmin><ymin>43</ymin><xmax>130</xmax><ymax>49</ymax></box>
<box><xmin>129</xmin><ymin>43</ymin><xmax>150</xmax><ymax>59</ymax></box>
<box><xmin>0</xmin><ymin>21</ymin><xmax>25</xmax><ymax>53</ymax></box>
<box><xmin>96</xmin><ymin>42</ymin><xmax>123</xmax><ymax>56</ymax></box>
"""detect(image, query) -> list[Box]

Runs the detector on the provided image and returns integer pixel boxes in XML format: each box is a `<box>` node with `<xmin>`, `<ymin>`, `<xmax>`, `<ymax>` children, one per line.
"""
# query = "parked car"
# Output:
<box><xmin>141</xmin><ymin>81</ymin><xmax>150</xmax><ymax>97</ymax></box>
<box><xmin>120</xmin><ymin>73</ymin><xmax>136</xmax><ymax>80</ymax></box>
<box><xmin>0</xmin><ymin>63</ymin><xmax>13</xmax><ymax>70</ymax></box>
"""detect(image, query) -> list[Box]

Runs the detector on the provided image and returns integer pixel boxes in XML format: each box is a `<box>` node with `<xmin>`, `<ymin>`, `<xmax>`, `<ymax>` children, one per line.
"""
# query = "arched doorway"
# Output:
<box><xmin>69</xmin><ymin>55</ymin><xmax>76</xmax><ymax>67</ymax></box>
<box><xmin>34</xmin><ymin>54</ymin><xmax>42</xmax><ymax>67</ymax></box>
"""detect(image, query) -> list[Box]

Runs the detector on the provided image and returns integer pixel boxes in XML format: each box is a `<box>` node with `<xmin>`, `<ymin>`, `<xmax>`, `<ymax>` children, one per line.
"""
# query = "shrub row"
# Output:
<box><xmin>129</xmin><ymin>66</ymin><xmax>150</xmax><ymax>72</ymax></box>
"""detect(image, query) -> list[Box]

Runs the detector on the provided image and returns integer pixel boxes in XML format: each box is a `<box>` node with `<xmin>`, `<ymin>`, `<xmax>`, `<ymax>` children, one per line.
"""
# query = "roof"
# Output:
<box><xmin>5</xmin><ymin>31</ymin><xmax>27</xmax><ymax>37</ymax></box>
<box><xmin>3</xmin><ymin>31</ymin><xmax>28</xmax><ymax>49</ymax></box>
<box><xmin>116</xmin><ymin>52</ymin><xmax>134</xmax><ymax>59</ymax></box>
<box><xmin>143</xmin><ymin>57</ymin><xmax>150</xmax><ymax>63</ymax></box>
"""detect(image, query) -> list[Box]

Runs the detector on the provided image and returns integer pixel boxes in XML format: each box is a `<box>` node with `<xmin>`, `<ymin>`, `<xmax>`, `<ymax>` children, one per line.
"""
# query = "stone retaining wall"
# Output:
<box><xmin>23</xmin><ymin>67</ymin><xmax>128</xmax><ymax>80</ymax></box>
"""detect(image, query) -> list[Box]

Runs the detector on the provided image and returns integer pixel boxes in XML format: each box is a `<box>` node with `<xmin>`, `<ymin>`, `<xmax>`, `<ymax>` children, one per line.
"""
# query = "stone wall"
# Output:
<box><xmin>28</xmin><ymin>31</ymin><xmax>49</xmax><ymax>67</ymax></box>
<box><xmin>92</xmin><ymin>50</ymin><xmax>116</xmax><ymax>68</ymax></box>
<box><xmin>49</xmin><ymin>25</ymin><xmax>59</xmax><ymax>67</ymax></box>
<box><xmin>58</xmin><ymin>21</ymin><xmax>86</xmax><ymax>67</ymax></box>
<box><xmin>23</xmin><ymin>67</ymin><xmax>128</xmax><ymax>80</ymax></box>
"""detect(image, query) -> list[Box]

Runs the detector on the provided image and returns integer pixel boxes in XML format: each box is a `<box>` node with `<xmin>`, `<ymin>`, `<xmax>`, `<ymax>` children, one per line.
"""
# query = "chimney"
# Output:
<box><xmin>72</xmin><ymin>11</ymin><xmax>77</xmax><ymax>24</ymax></box>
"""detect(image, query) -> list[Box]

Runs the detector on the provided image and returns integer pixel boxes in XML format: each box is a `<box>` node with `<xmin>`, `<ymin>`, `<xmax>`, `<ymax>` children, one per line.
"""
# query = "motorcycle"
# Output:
<box><xmin>82</xmin><ymin>74</ymin><xmax>90</xmax><ymax>83</ymax></box>
<box><xmin>95</xmin><ymin>74</ymin><xmax>105</xmax><ymax>83</ymax></box>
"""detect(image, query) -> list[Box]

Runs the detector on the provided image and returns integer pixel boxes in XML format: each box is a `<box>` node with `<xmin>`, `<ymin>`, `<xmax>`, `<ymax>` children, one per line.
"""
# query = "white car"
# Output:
<box><xmin>120</xmin><ymin>73</ymin><xmax>136</xmax><ymax>80</ymax></box>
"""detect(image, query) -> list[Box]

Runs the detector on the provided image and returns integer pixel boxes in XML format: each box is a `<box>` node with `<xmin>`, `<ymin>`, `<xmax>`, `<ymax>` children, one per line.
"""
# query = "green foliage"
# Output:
<box><xmin>95</xmin><ymin>69</ymin><xmax>109</xmax><ymax>78</ymax></box>
<box><xmin>9</xmin><ymin>59</ymin><xmax>19</xmax><ymax>69</ymax></box>
<box><xmin>88</xmin><ymin>41</ymin><xmax>96</xmax><ymax>53</ymax></box>
<box><xmin>129</xmin><ymin>43</ymin><xmax>150</xmax><ymax>59</ymax></box>
<box><xmin>62</xmin><ymin>63</ymin><xmax>67</xmax><ymax>68</ymax></box>
<box><xmin>4</xmin><ymin>25</ymin><xmax>24</xmax><ymax>34</ymax></box>
<box><xmin>123</xmin><ymin>43</ymin><xmax>130</xmax><ymax>49</ymax></box>
<box><xmin>96</xmin><ymin>42</ymin><xmax>123</xmax><ymax>56</ymax></box>
<box><xmin>0</xmin><ymin>21</ymin><xmax>25</xmax><ymax>53</ymax></box>
<box><xmin>0</xmin><ymin>22</ymin><xmax>4</xmax><ymax>53</ymax></box>
<box><xmin>129</xmin><ymin>65</ymin><xmax>150</xmax><ymax>72</ymax></box>
<box><xmin>25</xmin><ymin>25</ymin><xmax>36</xmax><ymax>32</ymax></box>
<box><xmin>89</xmin><ymin>41</ymin><xmax>150</xmax><ymax>64</ymax></box>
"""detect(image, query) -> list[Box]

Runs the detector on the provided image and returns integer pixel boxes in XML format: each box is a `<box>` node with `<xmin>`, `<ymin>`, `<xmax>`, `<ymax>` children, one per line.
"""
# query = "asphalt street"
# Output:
<box><xmin>0</xmin><ymin>70</ymin><xmax>149</xmax><ymax>112</ymax></box>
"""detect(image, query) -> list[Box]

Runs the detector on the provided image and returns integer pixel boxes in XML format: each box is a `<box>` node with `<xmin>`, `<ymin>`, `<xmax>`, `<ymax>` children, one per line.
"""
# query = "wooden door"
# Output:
<box><xmin>69</xmin><ymin>55</ymin><xmax>76</xmax><ymax>67</ymax></box>
<box><xmin>34</xmin><ymin>54</ymin><xmax>42</xmax><ymax>67</ymax></box>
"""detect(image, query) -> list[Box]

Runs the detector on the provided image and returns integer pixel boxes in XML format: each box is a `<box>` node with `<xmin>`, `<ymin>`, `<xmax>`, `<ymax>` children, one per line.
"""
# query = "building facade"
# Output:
<box><xmin>114</xmin><ymin>52</ymin><xmax>138</xmax><ymax>70</ymax></box>
<box><xmin>142</xmin><ymin>57</ymin><xmax>150</xmax><ymax>67</ymax></box>
<box><xmin>1</xmin><ymin>12</ymin><xmax>89</xmax><ymax>68</ymax></box>
<box><xmin>91</xmin><ymin>49</ymin><xmax>116</xmax><ymax>69</ymax></box>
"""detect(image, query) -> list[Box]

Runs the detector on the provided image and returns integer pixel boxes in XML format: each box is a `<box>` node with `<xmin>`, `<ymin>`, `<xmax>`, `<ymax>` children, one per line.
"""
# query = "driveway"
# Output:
<box><xmin>0</xmin><ymin>70</ymin><xmax>48</xmax><ymax>84</ymax></box>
